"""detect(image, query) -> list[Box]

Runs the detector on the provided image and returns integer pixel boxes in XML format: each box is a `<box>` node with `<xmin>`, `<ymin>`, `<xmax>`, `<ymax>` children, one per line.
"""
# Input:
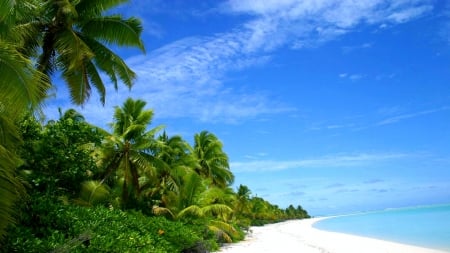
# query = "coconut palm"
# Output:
<box><xmin>98</xmin><ymin>98</ymin><xmax>163</xmax><ymax>209</ymax></box>
<box><xmin>193</xmin><ymin>131</ymin><xmax>234</xmax><ymax>188</ymax></box>
<box><xmin>152</xmin><ymin>171</ymin><xmax>238</xmax><ymax>243</ymax></box>
<box><xmin>0</xmin><ymin>2</ymin><xmax>49</xmax><ymax>240</ymax></box>
<box><xmin>144</xmin><ymin>132</ymin><xmax>199</xmax><ymax>206</ymax></box>
<box><xmin>234</xmin><ymin>184</ymin><xmax>252</xmax><ymax>216</ymax></box>
<box><xmin>17</xmin><ymin>0</ymin><xmax>145</xmax><ymax>105</ymax></box>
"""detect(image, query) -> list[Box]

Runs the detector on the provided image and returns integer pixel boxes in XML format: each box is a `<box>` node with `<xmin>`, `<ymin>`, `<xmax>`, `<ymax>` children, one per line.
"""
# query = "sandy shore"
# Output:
<box><xmin>218</xmin><ymin>218</ymin><xmax>447</xmax><ymax>253</ymax></box>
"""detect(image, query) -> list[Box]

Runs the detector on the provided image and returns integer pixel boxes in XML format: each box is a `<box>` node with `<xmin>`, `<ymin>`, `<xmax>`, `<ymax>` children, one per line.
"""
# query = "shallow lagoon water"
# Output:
<box><xmin>314</xmin><ymin>204</ymin><xmax>450</xmax><ymax>251</ymax></box>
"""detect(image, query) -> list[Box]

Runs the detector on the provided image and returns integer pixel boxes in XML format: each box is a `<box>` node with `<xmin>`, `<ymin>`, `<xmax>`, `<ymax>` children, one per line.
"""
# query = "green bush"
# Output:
<box><xmin>2</xmin><ymin>196</ymin><xmax>207</xmax><ymax>252</ymax></box>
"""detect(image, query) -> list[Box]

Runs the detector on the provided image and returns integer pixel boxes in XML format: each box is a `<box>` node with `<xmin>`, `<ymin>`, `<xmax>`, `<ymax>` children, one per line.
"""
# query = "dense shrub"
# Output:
<box><xmin>18</xmin><ymin>115</ymin><xmax>103</xmax><ymax>197</ymax></box>
<box><xmin>2</xmin><ymin>196</ymin><xmax>209</xmax><ymax>253</ymax></box>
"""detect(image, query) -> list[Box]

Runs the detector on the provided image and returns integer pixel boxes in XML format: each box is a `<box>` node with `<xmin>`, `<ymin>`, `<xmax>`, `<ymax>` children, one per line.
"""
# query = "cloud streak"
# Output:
<box><xmin>231</xmin><ymin>152</ymin><xmax>409</xmax><ymax>172</ymax></box>
<box><xmin>377</xmin><ymin>106</ymin><xmax>450</xmax><ymax>126</ymax></box>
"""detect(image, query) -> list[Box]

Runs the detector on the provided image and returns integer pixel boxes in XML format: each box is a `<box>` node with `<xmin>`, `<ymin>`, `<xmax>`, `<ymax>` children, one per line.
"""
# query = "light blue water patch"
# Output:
<box><xmin>313</xmin><ymin>204</ymin><xmax>450</xmax><ymax>252</ymax></box>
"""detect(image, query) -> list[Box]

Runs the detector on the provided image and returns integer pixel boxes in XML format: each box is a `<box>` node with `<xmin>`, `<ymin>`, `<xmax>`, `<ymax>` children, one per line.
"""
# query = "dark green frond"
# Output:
<box><xmin>80</xmin><ymin>29</ymin><xmax>136</xmax><ymax>90</ymax></box>
<box><xmin>85</xmin><ymin>60</ymin><xmax>106</xmax><ymax>104</ymax></box>
<box><xmin>61</xmin><ymin>62</ymin><xmax>92</xmax><ymax>105</ymax></box>
<box><xmin>0</xmin><ymin>0</ymin><xmax>14</xmax><ymax>20</ymax></box>
<box><xmin>81</xmin><ymin>16</ymin><xmax>145</xmax><ymax>52</ymax></box>
<box><xmin>54</xmin><ymin>29</ymin><xmax>94</xmax><ymax>72</ymax></box>
<box><xmin>0</xmin><ymin>42</ymin><xmax>49</xmax><ymax>109</ymax></box>
<box><xmin>76</xmin><ymin>0</ymin><xmax>129</xmax><ymax>17</ymax></box>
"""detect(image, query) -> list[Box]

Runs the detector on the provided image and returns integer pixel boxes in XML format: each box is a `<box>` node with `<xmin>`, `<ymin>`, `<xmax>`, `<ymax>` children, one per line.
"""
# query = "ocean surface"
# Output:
<box><xmin>313</xmin><ymin>204</ymin><xmax>450</xmax><ymax>252</ymax></box>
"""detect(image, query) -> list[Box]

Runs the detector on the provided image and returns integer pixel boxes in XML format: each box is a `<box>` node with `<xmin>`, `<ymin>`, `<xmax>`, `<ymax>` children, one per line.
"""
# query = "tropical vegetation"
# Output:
<box><xmin>0</xmin><ymin>1</ymin><xmax>310</xmax><ymax>252</ymax></box>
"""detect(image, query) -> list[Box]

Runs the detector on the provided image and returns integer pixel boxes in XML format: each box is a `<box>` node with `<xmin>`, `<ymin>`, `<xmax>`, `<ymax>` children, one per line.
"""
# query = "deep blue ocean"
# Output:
<box><xmin>313</xmin><ymin>204</ymin><xmax>450</xmax><ymax>252</ymax></box>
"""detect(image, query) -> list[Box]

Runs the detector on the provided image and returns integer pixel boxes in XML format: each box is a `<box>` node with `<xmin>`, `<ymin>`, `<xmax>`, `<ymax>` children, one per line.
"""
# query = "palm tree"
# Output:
<box><xmin>193</xmin><ymin>131</ymin><xmax>234</xmax><ymax>188</ymax></box>
<box><xmin>0</xmin><ymin>2</ymin><xmax>49</xmax><ymax>241</ymax></box>
<box><xmin>0</xmin><ymin>0</ymin><xmax>144</xmax><ymax>241</ymax></box>
<box><xmin>17</xmin><ymin>0</ymin><xmax>145</xmax><ymax>105</ymax></box>
<box><xmin>145</xmin><ymin>132</ymin><xmax>199</xmax><ymax>206</ymax></box>
<box><xmin>98</xmin><ymin>98</ymin><xmax>163</xmax><ymax>208</ymax></box>
<box><xmin>234</xmin><ymin>184</ymin><xmax>252</xmax><ymax>216</ymax></box>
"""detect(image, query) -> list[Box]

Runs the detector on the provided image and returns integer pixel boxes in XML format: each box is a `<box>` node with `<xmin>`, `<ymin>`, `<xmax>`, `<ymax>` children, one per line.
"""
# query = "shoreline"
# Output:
<box><xmin>218</xmin><ymin>218</ymin><xmax>448</xmax><ymax>253</ymax></box>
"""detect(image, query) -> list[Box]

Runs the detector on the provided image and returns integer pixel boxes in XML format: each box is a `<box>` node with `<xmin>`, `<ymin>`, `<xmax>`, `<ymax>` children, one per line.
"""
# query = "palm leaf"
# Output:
<box><xmin>79</xmin><ymin>180</ymin><xmax>110</xmax><ymax>206</ymax></box>
<box><xmin>62</xmin><ymin>62</ymin><xmax>92</xmax><ymax>105</ymax></box>
<box><xmin>177</xmin><ymin>205</ymin><xmax>202</xmax><ymax>219</ymax></box>
<box><xmin>0</xmin><ymin>144</ymin><xmax>22</xmax><ymax>240</ymax></box>
<box><xmin>0</xmin><ymin>0</ymin><xmax>14</xmax><ymax>21</ymax></box>
<box><xmin>0</xmin><ymin>42</ymin><xmax>49</xmax><ymax>109</ymax></box>
<box><xmin>207</xmin><ymin>225</ymin><xmax>233</xmax><ymax>243</ymax></box>
<box><xmin>152</xmin><ymin>205</ymin><xmax>175</xmax><ymax>218</ymax></box>
<box><xmin>76</xmin><ymin>0</ymin><xmax>129</xmax><ymax>17</ymax></box>
<box><xmin>81</xmin><ymin>35</ymin><xmax>135</xmax><ymax>90</ymax></box>
<box><xmin>202</xmin><ymin>204</ymin><xmax>233</xmax><ymax>217</ymax></box>
<box><xmin>81</xmin><ymin>16</ymin><xmax>144</xmax><ymax>51</ymax></box>
<box><xmin>85</xmin><ymin>60</ymin><xmax>106</xmax><ymax>104</ymax></box>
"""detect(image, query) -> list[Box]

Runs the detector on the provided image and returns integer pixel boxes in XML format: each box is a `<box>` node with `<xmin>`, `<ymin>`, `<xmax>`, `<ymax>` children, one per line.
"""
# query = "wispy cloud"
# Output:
<box><xmin>364</xmin><ymin>179</ymin><xmax>385</xmax><ymax>184</ymax></box>
<box><xmin>326</xmin><ymin>183</ymin><xmax>345</xmax><ymax>189</ymax></box>
<box><xmin>231</xmin><ymin>152</ymin><xmax>409</xmax><ymax>172</ymax></box>
<box><xmin>47</xmin><ymin>0</ymin><xmax>435</xmax><ymax>125</ymax></box>
<box><xmin>339</xmin><ymin>73</ymin><xmax>364</xmax><ymax>81</ymax></box>
<box><xmin>126</xmin><ymin>0</ymin><xmax>434</xmax><ymax>123</ymax></box>
<box><xmin>377</xmin><ymin>106</ymin><xmax>450</xmax><ymax>126</ymax></box>
<box><xmin>224</xmin><ymin>0</ymin><xmax>433</xmax><ymax>49</ymax></box>
<box><xmin>307</xmin><ymin>105</ymin><xmax>450</xmax><ymax>132</ymax></box>
<box><xmin>342</xmin><ymin>42</ymin><xmax>373</xmax><ymax>53</ymax></box>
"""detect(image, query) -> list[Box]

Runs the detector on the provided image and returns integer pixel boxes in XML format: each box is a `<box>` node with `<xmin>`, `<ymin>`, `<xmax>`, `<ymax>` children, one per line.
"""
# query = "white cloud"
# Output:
<box><xmin>128</xmin><ymin>0</ymin><xmax>433</xmax><ymax>123</ymax></box>
<box><xmin>377</xmin><ymin>106</ymin><xmax>450</xmax><ymax>126</ymax></box>
<box><xmin>127</xmin><ymin>1</ymin><xmax>431</xmax><ymax>123</ymax></box>
<box><xmin>349</xmin><ymin>74</ymin><xmax>364</xmax><ymax>80</ymax></box>
<box><xmin>46</xmin><ymin>0</ymin><xmax>435</xmax><ymax>125</ymax></box>
<box><xmin>338</xmin><ymin>73</ymin><xmax>364</xmax><ymax>81</ymax></box>
<box><xmin>225</xmin><ymin>0</ymin><xmax>433</xmax><ymax>49</ymax></box>
<box><xmin>231</xmin><ymin>153</ymin><xmax>409</xmax><ymax>172</ymax></box>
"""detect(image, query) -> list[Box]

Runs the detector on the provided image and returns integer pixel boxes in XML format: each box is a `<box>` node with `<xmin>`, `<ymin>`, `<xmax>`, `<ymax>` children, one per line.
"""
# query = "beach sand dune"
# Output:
<box><xmin>218</xmin><ymin>218</ymin><xmax>447</xmax><ymax>253</ymax></box>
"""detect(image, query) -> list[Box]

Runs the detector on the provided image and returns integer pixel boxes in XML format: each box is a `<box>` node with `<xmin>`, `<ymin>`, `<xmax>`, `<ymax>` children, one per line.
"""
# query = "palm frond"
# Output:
<box><xmin>0</xmin><ymin>144</ymin><xmax>22</xmax><ymax>240</ymax></box>
<box><xmin>62</xmin><ymin>62</ymin><xmax>92</xmax><ymax>105</ymax></box>
<box><xmin>79</xmin><ymin>180</ymin><xmax>110</xmax><ymax>206</ymax></box>
<box><xmin>152</xmin><ymin>205</ymin><xmax>175</xmax><ymax>219</ymax></box>
<box><xmin>81</xmin><ymin>16</ymin><xmax>144</xmax><ymax>51</ymax></box>
<box><xmin>144</xmin><ymin>125</ymin><xmax>165</xmax><ymax>139</ymax></box>
<box><xmin>83</xmin><ymin>35</ymin><xmax>136</xmax><ymax>90</ymax></box>
<box><xmin>177</xmin><ymin>205</ymin><xmax>202</xmax><ymax>219</ymax></box>
<box><xmin>55</xmin><ymin>29</ymin><xmax>94</xmax><ymax>71</ymax></box>
<box><xmin>202</xmin><ymin>204</ymin><xmax>233</xmax><ymax>217</ymax></box>
<box><xmin>0</xmin><ymin>42</ymin><xmax>49</xmax><ymax>110</ymax></box>
<box><xmin>207</xmin><ymin>225</ymin><xmax>233</xmax><ymax>243</ymax></box>
<box><xmin>85</xmin><ymin>60</ymin><xmax>106</xmax><ymax>104</ymax></box>
<box><xmin>76</xmin><ymin>0</ymin><xmax>129</xmax><ymax>17</ymax></box>
<box><xmin>0</xmin><ymin>0</ymin><xmax>14</xmax><ymax>21</ymax></box>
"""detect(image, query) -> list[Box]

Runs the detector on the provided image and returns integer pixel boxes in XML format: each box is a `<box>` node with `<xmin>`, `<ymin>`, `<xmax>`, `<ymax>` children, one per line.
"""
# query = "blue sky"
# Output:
<box><xmin>46</xmin><ymin>0</ymin><xmax>450</xmax><ymax>215</ymax></box>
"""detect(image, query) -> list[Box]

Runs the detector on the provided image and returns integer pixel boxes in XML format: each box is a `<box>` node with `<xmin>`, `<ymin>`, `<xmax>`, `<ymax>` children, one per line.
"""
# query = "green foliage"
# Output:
<box><xmin>2</xmin><ymin>195</ymin><xmax>206</xmax><ymax>253</ymax></box>
<box><xmin>18</xmin><ymin>112</ymin><xmax>103</xmax><ymax>197</ymax></box>
<box><xmin>19</xmin><ymin>0</ymin><xmax>145</xmax><ymax>105</ymax></box>
<box><xmin>99</xmin><ymin>97</ymin><xmax>165</xmax><ymax>209</ymax></box>
<box><xmin>6</xmin><ymin>105</ymin><xmax>311</xmax><ymax>250</ymax></box>
<box><xmin>194</xmin><ymin>131</ymin><xmax>234</xmax><ymax>187</ymax></box>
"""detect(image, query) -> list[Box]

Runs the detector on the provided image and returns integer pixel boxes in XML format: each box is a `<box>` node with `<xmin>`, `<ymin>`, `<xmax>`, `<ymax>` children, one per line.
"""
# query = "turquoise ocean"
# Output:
<box><xmin>313</xmin><ymin>204</ymin><xmax>450</xmax><ymax>252</ymax></box>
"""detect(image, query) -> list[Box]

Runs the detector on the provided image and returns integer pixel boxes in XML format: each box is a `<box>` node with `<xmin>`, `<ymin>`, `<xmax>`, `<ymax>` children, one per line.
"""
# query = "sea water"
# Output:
<box><xmin>313</xmin><ymin>204</ymin><xmax>450</xmax><ymax>252</ymax></box>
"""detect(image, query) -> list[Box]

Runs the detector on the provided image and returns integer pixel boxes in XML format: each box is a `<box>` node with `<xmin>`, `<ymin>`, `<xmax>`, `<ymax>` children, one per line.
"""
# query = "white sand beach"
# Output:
<box><xmin>218</xmin><ymin>218</ymin><xmax>447</xmax><ymax>253</ymax></box>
